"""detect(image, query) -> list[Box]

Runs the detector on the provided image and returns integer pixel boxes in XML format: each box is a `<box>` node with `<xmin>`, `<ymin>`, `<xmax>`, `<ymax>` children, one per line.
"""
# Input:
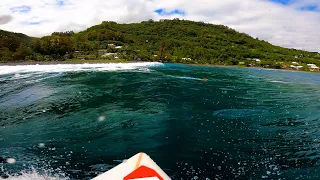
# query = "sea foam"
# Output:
<box><xmin>1</xmin><ymin>168</ymin><xmax>68</xmax><ymax>180</ymax></box>
<box><xmin>3</xmin><ymin>173</ymin><xmax>66</xmax><ymax>180</ymax></box>
<box><xmin>0</xmin><ymin>62</ymin><xmax>163</xmax><ymax>75</ymax></box>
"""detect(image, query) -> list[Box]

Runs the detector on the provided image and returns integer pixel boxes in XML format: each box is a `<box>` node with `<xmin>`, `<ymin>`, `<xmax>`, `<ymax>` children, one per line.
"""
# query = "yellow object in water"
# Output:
<box><xmin>202</xmin><ymin>78</ymin><xmax>208</xmax><ymax>82</ymax></box>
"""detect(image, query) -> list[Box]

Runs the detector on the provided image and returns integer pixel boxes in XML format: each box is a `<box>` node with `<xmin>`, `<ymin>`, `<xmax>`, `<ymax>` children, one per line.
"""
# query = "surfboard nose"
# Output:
<box><xmin>92</xmin><ymin>152</ymin><xmax>171</xmax><ymax>180</ymax></box>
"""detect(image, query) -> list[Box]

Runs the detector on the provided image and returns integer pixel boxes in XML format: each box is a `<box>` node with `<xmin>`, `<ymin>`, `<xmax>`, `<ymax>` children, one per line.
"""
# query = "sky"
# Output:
<box><xmin>0</xmin><ymin>0</ymin><xmax>320</xmax><ymax>52</ymax></box>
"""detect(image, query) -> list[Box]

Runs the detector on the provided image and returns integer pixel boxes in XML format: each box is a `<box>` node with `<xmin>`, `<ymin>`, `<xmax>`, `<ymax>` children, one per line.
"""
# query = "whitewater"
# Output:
<box><xmin>0</xmin><ymin>62</ymin><xmax>163</xmax><ymax>75</ymax></box>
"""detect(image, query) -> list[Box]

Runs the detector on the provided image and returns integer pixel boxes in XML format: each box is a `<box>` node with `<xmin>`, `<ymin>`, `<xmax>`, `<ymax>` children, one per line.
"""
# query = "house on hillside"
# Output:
<box><xmin>253</xmin><ymin>58</ymin><xmax>261</xmax><ymax>62</ymax></box>
<box><xmin>182</xmin><ymin>58</ymin><xmax>192</xmax><ymax>61</ymax></box>
<box><xmin>291</xmin><ymin>62</ymin><xmax>299</xmax><ymax>65</ymax></box>
<box><xmin>290</xmin><ymin>65</ymin><xmax>303</xmax><ymax>70</ymax></box>
<box><xmin>115</xmin><ymin>46</ymin><xmax>122</xmax><ymax>49</ymax></box>
<box><xmin>307</xmin><ymin>64</ymin><xmax>319</xmax><ymax>70</ymax></box>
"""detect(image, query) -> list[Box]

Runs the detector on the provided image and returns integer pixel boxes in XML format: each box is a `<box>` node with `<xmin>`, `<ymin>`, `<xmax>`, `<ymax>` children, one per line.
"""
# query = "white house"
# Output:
<box><xmin>291</xmin><ymin>62</ymin><xmax>299</xmax><ymax>65</ymax></box>
<box><xmin>253</xmin><ymin>58</ymin><xmax>261</xmax><ymax>62</ymax></box>
<box><xmin>307</xmin><ymin>64</ymin><xmax>319</xmax><ymax>69</ymax></box>
<box><xmin>182</xmin><ymin>58</ymin><xmax>192</xmax><ymax>61</ymax></box>
<box><xmin>108</xmin><ymin>44</ymin><xmax>115</xmax><ymax>47</ymax></box>
<box><xmin>297</xmin><ymin>66</ymin><xmax>304</xmax><ymax>69</ymax></box>
<box><xmin>290</xmin><ymin>65</ymin><xmax>303</xmax><ymax>70</ymax></box>
<box><xmin>115</xmin><ymin>46</ymin><xmax>122</xmax><ymax>49</ymax></box>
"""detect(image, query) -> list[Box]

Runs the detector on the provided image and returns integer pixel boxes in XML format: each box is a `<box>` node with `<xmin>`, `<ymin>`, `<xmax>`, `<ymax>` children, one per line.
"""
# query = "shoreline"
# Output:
<box><xmin>0</xmin><ymin>60</ymin><xmax>318</xmax><ymax>74</ymax></box>
<box><xmin>183</xmin><ymin>63</ymin><xmax>318</xmax><ymax>74</ymax></box>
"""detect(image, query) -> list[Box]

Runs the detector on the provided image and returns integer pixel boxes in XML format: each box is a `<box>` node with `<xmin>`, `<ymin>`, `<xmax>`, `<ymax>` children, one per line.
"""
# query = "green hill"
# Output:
<box><xmin>1</xmin><ymin>19</ymin><xmax>320</xmax><ymax>70</ymax></box>
<box><xmin>0</xmin><ymin>30</ymin><xmax>34</xmax><ymax>61</ymax></box>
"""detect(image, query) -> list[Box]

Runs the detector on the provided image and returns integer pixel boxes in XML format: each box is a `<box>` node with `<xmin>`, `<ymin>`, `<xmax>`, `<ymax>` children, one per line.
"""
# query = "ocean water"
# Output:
<box><xmin>1</xmin><ymin>63</ymin><xmax>320</xmax><ymax>179</ymax></box>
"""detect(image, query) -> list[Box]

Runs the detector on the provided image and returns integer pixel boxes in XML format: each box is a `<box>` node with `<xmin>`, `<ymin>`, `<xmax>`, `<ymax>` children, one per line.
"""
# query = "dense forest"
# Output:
<box><xmin>1</xmin><ymin>19</ymin><xmax>320</xmax><ymax>70</ymax></box>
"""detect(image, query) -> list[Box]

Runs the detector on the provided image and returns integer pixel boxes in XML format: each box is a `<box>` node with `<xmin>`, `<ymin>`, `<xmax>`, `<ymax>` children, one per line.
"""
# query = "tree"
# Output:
<box><xmin>0</xmin><ymin>47</ymin><xmax>13</xmax><ymax>62</ymax></box>
<box><xmin>12</xmin><ymin>44</ymin><xmax>33</xmax><ymax>60</ymax></box>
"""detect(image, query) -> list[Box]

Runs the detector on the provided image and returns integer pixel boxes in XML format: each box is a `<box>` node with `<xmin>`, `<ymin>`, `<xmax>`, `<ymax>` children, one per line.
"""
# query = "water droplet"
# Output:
<box><xmin>7</xmin><ymin>158</ymin><xmax>16</xmax><ymax>164</ymax></box>
<box><xmin>98</xmin><ymin>116</ymin><xmax>105</xmax><ymax>121</ymax></box>
<box><xmin>38</xmin><ymin>143</ymin><xmax>45</xmax><ymax>148</ymax></box>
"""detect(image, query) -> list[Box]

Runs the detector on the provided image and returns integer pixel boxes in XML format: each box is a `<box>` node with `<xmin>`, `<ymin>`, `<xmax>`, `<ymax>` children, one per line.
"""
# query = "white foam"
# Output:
<box><xmin>2</xmin><ymin>169</ymin><xmax>68</xmax><ymax>180</ymax></box>
<box><xmin>167</xmin><ymin>75</ymin><xmax>202</xmax><ymax>81</ymax></box>
<box><xmin>269</xmin><ymin>80</ymin><xmax>292</xmax><ymax>84</ymax></box>
<box><xmin>0</xmin><ymin>62</ymin><xmax>163</xmax><ymax>75</ymax></box>
<box><xmin>2</xmin><ymin>173</ymin><xmax>63</xmax><ymax>180</ymax></box>
<box><xmin>6</xmin><ymin>158</ymin><xmax>16</xmax><ymax>164</ymax></box>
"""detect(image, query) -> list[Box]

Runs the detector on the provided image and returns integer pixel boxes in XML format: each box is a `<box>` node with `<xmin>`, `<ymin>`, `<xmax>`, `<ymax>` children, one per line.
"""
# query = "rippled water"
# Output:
<box><xmin>1</xmin><ymin>63</ymin><xmax>320</xmax><ymax>179</ymax></box>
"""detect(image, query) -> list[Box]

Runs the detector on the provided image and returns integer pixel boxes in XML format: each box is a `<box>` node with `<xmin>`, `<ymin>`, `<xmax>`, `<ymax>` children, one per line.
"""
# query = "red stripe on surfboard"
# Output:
<box><xmin>124</xmin><ymin>166</ymin><xmax>164</xmax><ymax>180</ymax></box>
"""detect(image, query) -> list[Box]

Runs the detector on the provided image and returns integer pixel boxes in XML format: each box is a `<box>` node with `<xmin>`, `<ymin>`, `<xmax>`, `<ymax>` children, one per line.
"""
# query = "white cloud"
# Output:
<box><xmin>0</xmin><ymin>0</ymin><xmax>320</xmax><ymax>52</ymax></box>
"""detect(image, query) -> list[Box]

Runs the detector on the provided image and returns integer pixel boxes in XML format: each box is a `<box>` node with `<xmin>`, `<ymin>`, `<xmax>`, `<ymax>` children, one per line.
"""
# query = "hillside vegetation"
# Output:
<box><xmin>1</xmin><ymin>19</ymin><xmax>320</xmax><ymax>70</ymax></box>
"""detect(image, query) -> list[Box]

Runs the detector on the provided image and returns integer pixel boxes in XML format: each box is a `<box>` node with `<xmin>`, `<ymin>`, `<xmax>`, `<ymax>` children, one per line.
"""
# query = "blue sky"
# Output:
<box><xmin>300</xmin><ymin>5</ymin><xmax>319</xmax><ymax>11</ymax></box>
<box><xmin>270</xmin><ymin>0</ymin><xmax>319</xmax><ymax>11</ymax></box>
<box><xmin>0</xmin><ymin>0</ymin><xmax>320</xmax><ymax>52</ymax></box>
<box><xmin>269</xmin><ymin>0</ymin><xmax>294</xmax><ymax>5</ymax></box>
<box><xmin>10</xmin><ymin>6</ymin><xmax>32</xmax><ymax>13</ymax></box>
<box><xmin>56</xmin><ymin>0</ymin><xmax>65</xmax><ymax>7</ymax></box>
<box><xmin>155</xmin><ymin>9</ymin><xmax>186</xmax><ymax>16</ymax></box>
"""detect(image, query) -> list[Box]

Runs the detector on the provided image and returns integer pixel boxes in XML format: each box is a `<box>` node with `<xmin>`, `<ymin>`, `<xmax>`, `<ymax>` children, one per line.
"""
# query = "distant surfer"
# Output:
<box><xmin>202</xmin><ymin>78</ymin><xmax>208</xmax><ymax>82</ymax></box>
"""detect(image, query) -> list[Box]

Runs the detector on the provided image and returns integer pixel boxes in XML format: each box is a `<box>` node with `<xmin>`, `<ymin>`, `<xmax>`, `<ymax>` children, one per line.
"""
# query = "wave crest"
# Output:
<box><xmin>0</xmin><ymin>62</ymin><xmax>163</xmax><ymax>75</ymax></box>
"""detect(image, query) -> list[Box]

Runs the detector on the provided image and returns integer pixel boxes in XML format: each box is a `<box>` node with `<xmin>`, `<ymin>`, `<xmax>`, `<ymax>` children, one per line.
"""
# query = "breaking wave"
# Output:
<box><xmin>0</xmin><ymin>62</ymin><xmax>163</xmax><ymax>75</ymax></box>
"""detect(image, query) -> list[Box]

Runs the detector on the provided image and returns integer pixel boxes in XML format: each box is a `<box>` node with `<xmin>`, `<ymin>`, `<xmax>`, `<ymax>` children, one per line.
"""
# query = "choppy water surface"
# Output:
<box><xmin>1</xmin><ymin>63</ymin><xmax>320</xmax><ymax>179</ymax></box>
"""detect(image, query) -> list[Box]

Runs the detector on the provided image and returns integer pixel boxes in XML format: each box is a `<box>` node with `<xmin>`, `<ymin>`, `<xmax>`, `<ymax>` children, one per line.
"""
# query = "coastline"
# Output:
<box><xmin>183</xmin><ymin>63</ymin><xmax>318</xmax><ymax>74</ymax></box>
<box><xmin>0</xmin><ymin>60</ymin><xmax>318</xmax><ymax>74</ymax></box>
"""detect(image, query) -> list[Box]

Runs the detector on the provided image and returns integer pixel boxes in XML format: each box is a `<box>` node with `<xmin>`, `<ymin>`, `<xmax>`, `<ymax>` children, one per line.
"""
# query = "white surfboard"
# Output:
<box><xmin>92</xmin><ymin>152</ymin><xmax>171</xmax><ymax>180</ymax></box>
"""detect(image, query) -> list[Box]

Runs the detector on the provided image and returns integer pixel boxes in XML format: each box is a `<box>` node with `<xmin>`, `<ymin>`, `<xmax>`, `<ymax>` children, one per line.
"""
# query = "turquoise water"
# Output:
<box><xmin>1</xmin><ymin>63</ymin><xmax>320</xmax><ymax>179</ymax></box>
